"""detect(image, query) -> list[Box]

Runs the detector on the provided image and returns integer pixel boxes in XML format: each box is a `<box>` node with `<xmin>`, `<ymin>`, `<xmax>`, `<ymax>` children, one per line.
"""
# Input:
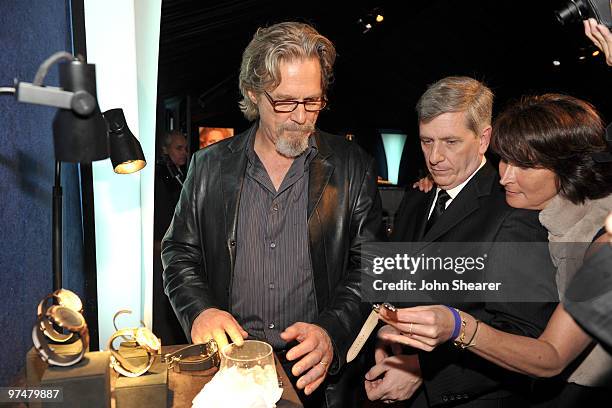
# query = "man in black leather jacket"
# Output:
<box><xmin>161</xmin><ymin>21</ymin><xmax>382</xmax><ymax>407</ymax></box>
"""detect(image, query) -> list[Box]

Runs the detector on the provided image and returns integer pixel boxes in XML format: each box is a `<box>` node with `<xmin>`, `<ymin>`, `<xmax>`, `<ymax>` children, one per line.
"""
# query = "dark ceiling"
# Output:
<box><xmin>157</xmin><ymin>0</ymin><xmax>611</xmax><ymax>161</ymax></box>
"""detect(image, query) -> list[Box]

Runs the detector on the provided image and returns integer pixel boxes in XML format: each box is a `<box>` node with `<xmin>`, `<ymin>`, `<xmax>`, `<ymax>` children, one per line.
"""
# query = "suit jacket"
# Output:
<box><xmin>392</xmin><ymin>162</ymin><xmax>557</xmax><ymax>407</ymax></box>
<box><xmin>161</xmin><ymin>125</ymin><xmax>382</xmax><ymax>407</ymax></box>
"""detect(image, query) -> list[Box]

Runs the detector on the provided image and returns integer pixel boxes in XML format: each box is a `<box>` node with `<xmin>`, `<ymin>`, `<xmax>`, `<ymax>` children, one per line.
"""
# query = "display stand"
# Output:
<box><xmin>26</xmin><ymin>346</ymin><xmax>110</xmax><ymax>408</ymax></box>
<box><xmin>113</xmin><ymin>350</ymin><xmax>168</xmax><ymax>408</ymax></box>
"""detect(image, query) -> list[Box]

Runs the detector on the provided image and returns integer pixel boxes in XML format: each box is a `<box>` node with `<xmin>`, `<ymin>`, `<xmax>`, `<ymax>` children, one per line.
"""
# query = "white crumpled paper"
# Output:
<box><xmin>192</xmin><ymin>365</ymin><xmax>283</xmax><ymax>408</ymax></box>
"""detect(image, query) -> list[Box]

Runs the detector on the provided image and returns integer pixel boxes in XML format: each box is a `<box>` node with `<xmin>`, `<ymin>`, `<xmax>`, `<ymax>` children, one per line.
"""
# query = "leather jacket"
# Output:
<box><xmin>162</xmin><ymin>124</ymin><xmax>382</xmax><ymax>406</ymax></box>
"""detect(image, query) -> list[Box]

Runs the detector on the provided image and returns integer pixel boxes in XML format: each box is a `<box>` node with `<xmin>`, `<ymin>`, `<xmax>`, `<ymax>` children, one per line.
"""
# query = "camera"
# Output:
<box><xmin>555</xmin><ymin>0</ymin><xmax>612</xmax><ymax>28</ymax></box>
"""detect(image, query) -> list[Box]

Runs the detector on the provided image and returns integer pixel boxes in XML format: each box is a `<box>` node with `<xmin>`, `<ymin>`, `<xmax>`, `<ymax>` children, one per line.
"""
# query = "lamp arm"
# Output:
<box><xmin>2</xmin><ymin>51</ymin><xmax>95</xmax><ymax>115</ymax></box>
<box><xmin>9</xmin><ymin>82</ymin><xmax>95</xmax><ymax>116</ymax></box>
<box><xmin>15</xmin><ymin>82</ymin><xmax>75</xmax><ymax>110</ymax></box>
<box><xmin>1</xmin><ymin>83</ymin><xmax>78</xmax><ymax>110</ymax></box>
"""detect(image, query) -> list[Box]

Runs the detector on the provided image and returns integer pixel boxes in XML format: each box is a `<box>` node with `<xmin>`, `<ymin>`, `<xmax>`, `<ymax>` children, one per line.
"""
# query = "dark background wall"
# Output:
<box><xmin>0</xmin><ymin>0</ymin><xmax>84</xmax><ymax>386</ymax></box>
<box><xmin>157</xmin><ymin>0</ymin><xmax>612</xmax><ymax>186</ymax></box>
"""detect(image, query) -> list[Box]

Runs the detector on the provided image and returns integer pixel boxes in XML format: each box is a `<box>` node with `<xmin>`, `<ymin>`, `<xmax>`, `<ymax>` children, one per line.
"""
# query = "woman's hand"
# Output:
<box><xmin>377</xmin><ymin>305</ymin><xmax>457</xmax><ymax>351</ymax></box>
<box><xmin>412</xmin><ymin>175</ymin><xmax>434</xmax><ymax>192</ymax></box>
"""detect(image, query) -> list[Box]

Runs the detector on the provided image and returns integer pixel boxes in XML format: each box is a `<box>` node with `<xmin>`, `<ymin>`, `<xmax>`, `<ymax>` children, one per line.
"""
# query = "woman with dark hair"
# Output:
<box><xmin>376</xmin><ymin>94</ymin><xmax>612</xmax><ymax>405</ymax></box>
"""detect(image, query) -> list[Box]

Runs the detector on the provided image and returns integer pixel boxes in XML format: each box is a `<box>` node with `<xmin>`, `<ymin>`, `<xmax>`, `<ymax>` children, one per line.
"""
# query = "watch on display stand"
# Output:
<box><xmin>108</xmin><ymin>309</ymin><xmax>161</xmax><ymax>377</ymax></box>
<box><xmin>32</xmin><ymin>289</ymin><xmax>89</xmax><ymax>366</ymax></box>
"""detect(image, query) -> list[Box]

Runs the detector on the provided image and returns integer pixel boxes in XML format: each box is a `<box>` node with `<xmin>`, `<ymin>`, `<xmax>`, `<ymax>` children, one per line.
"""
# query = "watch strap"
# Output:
<box><xmin>347</xmin><ymin>307</ymin><xmax>379</xmax><ymax>363</ymax></box>
<box><xmin>346</xmin><ymin>303</ymin><xmax>396</xmax><ymax>363</ymax></box>
<box><xmin>162</xmin><ymin>342</ymin><xmax>219</xmax><ymax>372</ymax></box>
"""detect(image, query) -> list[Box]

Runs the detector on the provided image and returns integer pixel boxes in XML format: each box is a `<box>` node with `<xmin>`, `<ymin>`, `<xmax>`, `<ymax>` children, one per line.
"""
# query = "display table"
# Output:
<box><xmin>110</xmin><ymin>344</ymin><xmax>303</xmax><ymax>408</ymax></box>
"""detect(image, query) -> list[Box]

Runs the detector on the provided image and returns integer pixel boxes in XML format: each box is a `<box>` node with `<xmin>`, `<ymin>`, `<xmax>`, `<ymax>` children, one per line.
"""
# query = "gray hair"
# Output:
<box><xmin>163</xmin><ymin>130</ymin><xmax>185</xmax><ymax>149</ymax></box>
<box><xmin>238</xmin><ymin>21</ymin><xmax>336</xmax><ymax>121</ymax></box>
<box><xmin>416</xmin><ymin>76</ymin><xmax>493</xmax><ymax>135</ymax></box>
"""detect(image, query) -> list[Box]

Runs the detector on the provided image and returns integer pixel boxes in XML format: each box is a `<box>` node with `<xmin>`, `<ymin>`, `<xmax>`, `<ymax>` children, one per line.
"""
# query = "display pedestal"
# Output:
<box><xmin>114</xmin><ymin>353</ymin><xmax>168</xmax><ymax>408</ymax></box>
<box><xmin>26</xmin><ymin>346</ymin><xmax>110</xmax><ymax>408</ymax></box>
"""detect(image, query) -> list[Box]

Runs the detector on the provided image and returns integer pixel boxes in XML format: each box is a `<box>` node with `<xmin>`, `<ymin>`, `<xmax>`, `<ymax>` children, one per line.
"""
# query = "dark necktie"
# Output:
<box><xmin>425</xmin><ymin>190</ymin><xmax>450</xmax><ymax>233</ymax></box>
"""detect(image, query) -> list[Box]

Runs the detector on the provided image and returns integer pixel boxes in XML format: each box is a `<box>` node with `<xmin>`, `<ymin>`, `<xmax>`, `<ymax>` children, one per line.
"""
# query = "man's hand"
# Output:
<box><xmin>364</xmin><ymin>354</ymin><xmax>422</xmax><ymax>403</ymax></box>
<box><xmin>191</xmin><ymin>308</ymin><xmax>248</xmax><ymax>350</ymax></box>
<box><xmin>281</xmin><ymin>322</ymin><xmax>334</xmax><ymax>395</ymax></box>
<box><xmin>374</xmin><ymin>325</ymin><xmax>403</xmax><ymax>364</ymax></box>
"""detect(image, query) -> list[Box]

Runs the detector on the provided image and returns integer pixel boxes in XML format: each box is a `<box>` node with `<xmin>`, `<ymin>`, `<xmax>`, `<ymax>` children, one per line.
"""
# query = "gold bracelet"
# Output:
<box><xmin>452</xmin><ymin>309</ymin><xmax>467</xmax><ymax>348</ymax></box>
<box><xmin>462</xmin><ymin>320</ymin><xmax>480</xmax><ymax>349</ymax></box>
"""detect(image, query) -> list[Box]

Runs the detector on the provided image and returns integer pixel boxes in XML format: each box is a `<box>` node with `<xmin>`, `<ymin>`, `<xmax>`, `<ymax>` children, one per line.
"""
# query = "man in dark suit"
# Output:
<box><xmin>364</xmin><ymin>76</ymin><xmax>556</xmax><ymax>406</ymax></box>
<box><xmin>161</xmin><ymin>22</ymin><xmax>381</xmax><ymax>408</ymax></box>
<box><xmin>153</xmin><ymin>130</ymin><xmax>189</xmax><ymax>345</ymax></box>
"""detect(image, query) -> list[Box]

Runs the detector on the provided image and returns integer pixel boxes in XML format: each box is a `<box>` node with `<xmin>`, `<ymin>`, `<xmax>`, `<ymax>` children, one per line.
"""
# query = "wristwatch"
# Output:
<box><xmin>112</xmin><ymin>309</ymin><xmax>146</xmax><ymax>344</ymax></box>
<box><xmin>37</xmin><ymin>288</ymin><xmax>84</xmax><ymax>343</ymax></box>
<box><xmin>32</xmin><ymin>302</ymin><xmax>90</xmax><ymax>366</ymax></box>
<box><xmin>108</xmin><ymin>327</ymin><xmax>161</xmax><ymax>377</ymax></box>
<box><xmin>162</xmin><ymin>341</ymin><xmax>219</xmax><ymax>373</ymax></box>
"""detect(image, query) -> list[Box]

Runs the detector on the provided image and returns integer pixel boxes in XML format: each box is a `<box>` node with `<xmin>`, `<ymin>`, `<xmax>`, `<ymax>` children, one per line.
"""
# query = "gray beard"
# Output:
<box><xmin>275</xmin><ymin>134</ymin><xmax>309</xmax><ymax>157</ymax></box>
<box><xmin>274</xmin><ymin>125</ymin><xmax>314</xmax><ymax>158</ymax></box>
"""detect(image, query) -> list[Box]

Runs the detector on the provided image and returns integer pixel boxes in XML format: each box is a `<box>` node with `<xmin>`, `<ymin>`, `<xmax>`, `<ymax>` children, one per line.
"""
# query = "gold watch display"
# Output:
<box><xmin>108</xmin><ymin>325</ymin><xmax>161</xmax><ymax>377</ymax></box>
<box><xmin>32</xmin><ymin>289</ymin><xmax>89</xmax><ymax>366</ymax></box>
<box><xmin>37</xmin><ymin>288</ymin><xmax>84</xmax><ymax>343</ymax></box>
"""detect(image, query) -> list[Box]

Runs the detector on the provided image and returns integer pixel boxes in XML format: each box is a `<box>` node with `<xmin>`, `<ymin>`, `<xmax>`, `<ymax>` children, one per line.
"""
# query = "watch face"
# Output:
<box><xmin>48</xmin><ymin>305</ymin><xmax>85</xmax><ymax>331</ymax></box>
<box><xmin>55</xmin><ymin>289</ymin><xmax>83</xmax><ymax>312</ymax></box>
<box><xmin>136</xmin><ymin>327</ymin><xmax>161</xmax><ymax>352</ymax></box>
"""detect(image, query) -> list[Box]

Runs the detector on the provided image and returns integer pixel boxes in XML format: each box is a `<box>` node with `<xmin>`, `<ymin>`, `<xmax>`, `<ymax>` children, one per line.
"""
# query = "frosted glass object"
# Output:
<box><xmin>381</xmin><ymin>133</ymin><xmax>407</xmax><ymax>185</ymax></box>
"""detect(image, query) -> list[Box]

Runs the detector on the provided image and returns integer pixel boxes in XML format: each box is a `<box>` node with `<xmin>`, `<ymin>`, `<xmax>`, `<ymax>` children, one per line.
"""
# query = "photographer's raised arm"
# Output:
<box><xmin>584</xmin><ymin>18</ymin><xmax>612</xmax><ymax>66</ymax></box>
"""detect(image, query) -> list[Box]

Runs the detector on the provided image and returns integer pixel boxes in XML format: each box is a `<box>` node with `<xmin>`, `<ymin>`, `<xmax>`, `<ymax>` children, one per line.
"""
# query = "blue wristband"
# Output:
<box><xmin>445</xmin><ymin>306</ymin><xmax>461</xmax><ymax>340</ymax></box>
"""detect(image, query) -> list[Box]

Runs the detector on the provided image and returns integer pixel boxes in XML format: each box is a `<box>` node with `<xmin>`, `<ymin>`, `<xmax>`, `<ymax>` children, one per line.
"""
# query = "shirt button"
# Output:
<box><xmin>269</xmin><ymin>283</ymin><xmax>275</xmax><ymax>289</ymax></box>
<box><xmin>268</xmin><ymin>323</ymin><xmax>275</xmax><ymax>329</ymax></box>
<box><xmin>270</xmin><ymin>242</ymin><xmax>276</xmax><ymax>248</ymax></box>
<box><xmin>272</xmin><ymin>204</ymin><xmax>278</xmax><ymax>211</ymax></box>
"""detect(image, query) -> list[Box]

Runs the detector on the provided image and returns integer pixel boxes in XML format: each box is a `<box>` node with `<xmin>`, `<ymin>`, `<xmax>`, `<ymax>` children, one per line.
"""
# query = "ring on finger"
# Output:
<box><xmin>408</xmin><ymin>322</ymin><xmax>414</xmax><ymax>336</ymax></box>
<box><xmin>319</xmin><ymin>360</ymin><xmax>328</xmax><ymax>367</ymax></box>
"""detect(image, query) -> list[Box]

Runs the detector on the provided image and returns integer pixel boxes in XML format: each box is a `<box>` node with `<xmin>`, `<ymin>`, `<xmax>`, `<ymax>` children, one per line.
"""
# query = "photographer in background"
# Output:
<box><xmin>584</xmin><ymin>18</ymin><xmax>612</xmax><ymax>66</ymax></box>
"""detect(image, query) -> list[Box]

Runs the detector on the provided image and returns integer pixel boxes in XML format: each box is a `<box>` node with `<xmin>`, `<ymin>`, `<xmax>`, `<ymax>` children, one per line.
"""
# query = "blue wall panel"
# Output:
<box><xmin>0</xmin><ymin>0</ymin><xmax>84</xmax><ymax>385</ymax></box>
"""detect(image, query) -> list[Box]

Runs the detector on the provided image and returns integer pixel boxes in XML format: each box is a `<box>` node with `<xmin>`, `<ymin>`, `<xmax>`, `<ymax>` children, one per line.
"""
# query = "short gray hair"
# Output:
<box><xmin>163</xmin><ymin>130</ymin><xmax>185</xmax><ymax>149</ymax></box>
<box><xmin>238</xmin><ymin>21</ymin><xmax>336</xmax><ymax>121</ymax></box>
<box><xmin>416</xmin><ymin>76</ymin><xmax>493</xmax><ymax>135</ymax></box>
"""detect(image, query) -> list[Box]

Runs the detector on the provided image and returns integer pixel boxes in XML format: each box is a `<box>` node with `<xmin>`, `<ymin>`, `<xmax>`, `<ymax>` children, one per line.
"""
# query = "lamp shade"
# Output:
<box><xmin>103</xmin><ymin>108</ymin><xmax>146</xmax><ymax>174</ymax></box>
<box><xmin>52</xmin><ymin>61</ymin><xmax>109</xmax><ymax>162</ymax></box>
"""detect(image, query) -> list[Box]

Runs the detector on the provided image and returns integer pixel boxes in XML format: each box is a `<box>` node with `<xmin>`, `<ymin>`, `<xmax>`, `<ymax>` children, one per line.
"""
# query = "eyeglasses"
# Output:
<box><xmin>263</xmin><ymin>91</ymin><xmax>327</xmax><ymax>113</ymax></box>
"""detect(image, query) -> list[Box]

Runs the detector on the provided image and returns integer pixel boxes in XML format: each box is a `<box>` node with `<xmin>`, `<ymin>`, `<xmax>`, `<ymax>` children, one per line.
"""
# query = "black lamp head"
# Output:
<box><xmin>52</xmin><ymin>60</ymin><xmax>109</xmax><ymax>163</ymax></box>
<box><xmin>103</xmin><ymin>108</ymin><xmax>146</xmax><ymax>174</ymax></box>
